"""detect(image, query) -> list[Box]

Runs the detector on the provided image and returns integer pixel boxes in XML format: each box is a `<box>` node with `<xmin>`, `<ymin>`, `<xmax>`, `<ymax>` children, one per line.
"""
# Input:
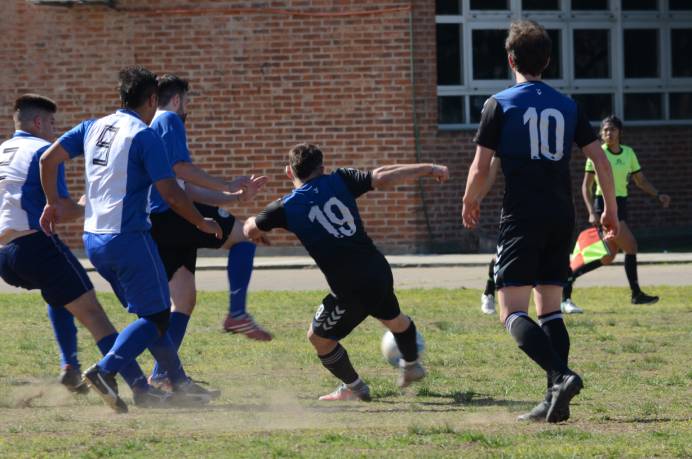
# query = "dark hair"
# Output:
<box><xmin>289</xmin><ymin>143</ymin><xmax>324</xmax><ymax>180</ymax></box>
<box><xmin>505</xmin><ymin>20</ymin><xmax>552</xmax><ymax>76</ymax></box>
<box><xmin>601</xmin><ymin>115</ymin><xmax>624</xmax><ymax>132</ymax></box>
<box><xmin>157</xmin><ymin>74</ymin><xmax>189</xmax><ymax>107</ymax></box>
<box><xmin>14</xmin><ymin>94</ymin><xmax>57</xmax><ymax>114</ymax></box>
<box><xmin>118</xmin><ymin>66</ymin><xmax>158</xmax><ymax>109</ymax></box>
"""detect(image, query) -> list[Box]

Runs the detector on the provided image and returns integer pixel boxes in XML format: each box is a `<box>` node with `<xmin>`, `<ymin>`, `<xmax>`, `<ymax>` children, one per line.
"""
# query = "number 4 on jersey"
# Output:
<box><xmin>308</xmin><ymin>197</ymin><xmax>356</xmax><ymax>238</ymax></box>
<box><xmin>523</xmin><ymin>107</ymin><xmax>565</xmax><ymax>161</ymax></box>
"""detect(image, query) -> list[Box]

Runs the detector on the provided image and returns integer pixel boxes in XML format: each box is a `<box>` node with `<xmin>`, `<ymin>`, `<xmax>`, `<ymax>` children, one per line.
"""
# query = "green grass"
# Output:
<box><xmin>0</xmin><ymin>287</ymin><xmax>690</xmax><ymax>458</ymax></box>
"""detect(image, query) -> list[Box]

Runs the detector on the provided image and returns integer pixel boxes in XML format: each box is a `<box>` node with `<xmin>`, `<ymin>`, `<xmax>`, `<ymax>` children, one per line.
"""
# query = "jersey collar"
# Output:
<box><xmin>13</xmin><ymin>130</ymin><xmax>38</xmax><ymax>139</ymax></box>
<box><xmin>117</xmin><ymin>108</ymin><xmax>142</xmax><ymax>120</ymax></box>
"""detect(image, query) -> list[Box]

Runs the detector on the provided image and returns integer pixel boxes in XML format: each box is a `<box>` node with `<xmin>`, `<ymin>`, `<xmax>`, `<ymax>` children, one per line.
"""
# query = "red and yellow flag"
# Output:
<box><xmin>570</xmin><ymin>227</ymin><xmax>616</xmax><ymax>272</ymax></box>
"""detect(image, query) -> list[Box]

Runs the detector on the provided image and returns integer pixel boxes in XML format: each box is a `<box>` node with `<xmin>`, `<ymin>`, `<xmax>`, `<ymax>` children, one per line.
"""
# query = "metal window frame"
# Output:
<box><xmin>435</xmin><ymin>0</ymin><xmax>692</xmax><ymax>128</ymax></box>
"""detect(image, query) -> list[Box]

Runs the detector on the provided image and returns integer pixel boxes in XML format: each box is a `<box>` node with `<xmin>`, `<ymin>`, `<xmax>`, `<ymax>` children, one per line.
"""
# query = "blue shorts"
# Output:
<box><xmin>83</xmin><ymin>231</ymin><xmax>170</xmax><ymax>317</ymax></box>
<box><xmin>0</xmin><ymin>232</ymin><xmax>93</xmax><ymax>306</ymax></box>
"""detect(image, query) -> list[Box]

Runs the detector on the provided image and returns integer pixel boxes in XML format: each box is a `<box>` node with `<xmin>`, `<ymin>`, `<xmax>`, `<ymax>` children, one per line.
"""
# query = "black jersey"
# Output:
<box><xmin>474</xmin><ymin>81</ymin><xmax>597</xmax><ymax>221</ymax></box>
<box><xmin>255</xmin><ymin>168</ymin><xmax>390</xmax><ymax>294</ymax></box>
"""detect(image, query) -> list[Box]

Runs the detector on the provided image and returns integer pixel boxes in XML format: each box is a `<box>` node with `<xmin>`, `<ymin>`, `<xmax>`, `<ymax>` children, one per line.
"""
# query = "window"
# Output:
<box><xmin>624</xmin><ymin>29</ymin><xmax>659</xmax><ymax>78</ymax></box>
<box><xmin>572</xmin><ymin>94</ymin><xmax>614</xmax><ymax>121</ymax></box>
<box><xmin>622</xmin><ymin>0</ymin><xmax>657</xmax><ymax>10</ymax></box>
<box><xmin>571</xmin><ymin>0</ymin><xmax>609</xmax><ymax>10</ymax></box>
<box><xmin>574</xmin><ymin>29</ymin><xmax>610</xmax><ymax>79</ymax></box>
<box><xmin>523</xmin><ymin>0</ymin><xmax>559</xmax><ymax>10</ymax></box>
<box><xmin>671</xmin><ymin>29</ymin><xmax>692</xmax><ymax>78</ymax></box>
<box><xmin>435</xmin><ymin>0</ymin><xmax>692</xmax><ymax>126</ymax></box>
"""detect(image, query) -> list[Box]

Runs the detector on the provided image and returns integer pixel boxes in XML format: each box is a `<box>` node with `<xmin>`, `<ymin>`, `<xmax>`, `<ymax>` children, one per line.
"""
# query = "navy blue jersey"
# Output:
<box><xmin>255</xmin><ymin>168</ymin><xmax>387</xmax><ymax>293</ymax></box>
<box><xmin>474</xmin><ymin>81</ymin><xmax>597</xmax><ymax>220</ymax></box>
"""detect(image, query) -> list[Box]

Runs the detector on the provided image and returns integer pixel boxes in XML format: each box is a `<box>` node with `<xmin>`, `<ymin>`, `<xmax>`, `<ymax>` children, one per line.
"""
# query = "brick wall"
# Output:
<box><xmin>1</xmin><ymin>0</ymin><xmax>690</xmax><ymax>253</ymax></box>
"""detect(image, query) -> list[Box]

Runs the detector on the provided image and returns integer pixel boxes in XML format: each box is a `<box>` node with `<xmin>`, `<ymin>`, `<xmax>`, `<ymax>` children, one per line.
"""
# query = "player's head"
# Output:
<box><xmin>118</xmin><ymin>66</ymin><xmax>158</xmax><ymax>124</ymax></box>
<box><xmin>157</xmin><ymin>74</ymin><xmax>190</xmax><ymax>123</ymax></box>
<box><xmin>505</xmin><ymin>20</ymin><xmax>551</xmax><ymax>78</ymax></box>
<box><xmin>13</xmin><ymin>94</ymin><xmax>57</xmax><ymax>140</ymax></box>
<box><xmin>287</xmin><ymin>143</ymin><xmax>324</xmax><ymax>185</ymax></box>
<box><xmin>600</xmin><ymin>115</ymin><xmax>623</xmax><ymax>145</ymax></box>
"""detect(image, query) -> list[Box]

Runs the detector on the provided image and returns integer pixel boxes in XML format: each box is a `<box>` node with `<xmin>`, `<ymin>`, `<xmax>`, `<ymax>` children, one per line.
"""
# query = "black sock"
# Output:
<box><xmin>393</xmin><ymin>319</ymin><xmax>419</xmax><ymax>363</ymax></box>
<box><xmin>318</xmin><ymin>343</ymin><xmax>358</xmax><ymax>385</ymax></box>
<box><xmin>505</xmin><ymin>312</ymin><xmax>568</xmax><ymax>384</ymax></box>
<box><xmin>625</xmin><ymin>254</ymin><xmax>641</xmax><ymax>295</ymax></box>
<box><xmin>539</xmin><ymin>311</ymin><xmax>570</xmax><ymax>390</ymax></box>
<box><xmin>483</xmin><ymin>259</ymin><xmax>496</xmax><ymax>296</ymax></box>
<box><xmin>563</xmin><ymin>259</ymin><xmax>602</xmax><ymax>301</ymax></box>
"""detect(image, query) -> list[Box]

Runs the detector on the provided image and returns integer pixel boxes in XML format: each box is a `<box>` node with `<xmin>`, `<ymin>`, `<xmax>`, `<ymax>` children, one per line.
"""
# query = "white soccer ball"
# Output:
<box><xmin>380</xmin><ymin>330</ymin><xmax>425</xmax><ymax>367</ymax></box>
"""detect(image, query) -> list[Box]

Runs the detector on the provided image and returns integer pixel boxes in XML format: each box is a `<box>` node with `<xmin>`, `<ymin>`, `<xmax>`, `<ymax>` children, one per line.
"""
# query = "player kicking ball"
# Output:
<box><xmin>244</xmin><ymin>143</ymin><xmax>448</xmax><ymax>401</ymax></box>
<box><xmin>462</xmin><ymin>21</ymin><xmax>618</xmax><ymax>422</ymax></box>
<box><xmin>40</xmin><ymin>67</ymin><xmax>220</xmax><ymax>412</ymax></box>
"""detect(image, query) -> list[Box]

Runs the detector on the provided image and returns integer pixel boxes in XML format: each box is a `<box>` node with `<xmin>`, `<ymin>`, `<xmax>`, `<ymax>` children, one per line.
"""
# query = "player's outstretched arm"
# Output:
<box><xmin>174</xmin><ymin>161</ymin><xmax>266</xmax><ymax>197</ymax></box>
<box><xmin>155</xmin><ymin>178</ymin><xmax>222</xmax><ymax>239</ymax></box>
<box><xmin>370</xmin><ymin>163</ymin><xmax>449</xmax><ymax>190</ymax></box>
<box><xmin>38</xmin><ymin>143</ymin><xmax>70</xmax><ymax>235</ymax></box>
<box><xmin>631</xmin><ymin>172</ymin><xmax>671</xmax><ymax>208</ymax></box>
<box><xmin>582</xmin><ymin>141</ymin><xmax>619</xmax><ymax>238</ymax></box>
<box><xmin>462</xmin><ymin>146</ymin><xmax>494</xmax><ymax>230</ymax></box>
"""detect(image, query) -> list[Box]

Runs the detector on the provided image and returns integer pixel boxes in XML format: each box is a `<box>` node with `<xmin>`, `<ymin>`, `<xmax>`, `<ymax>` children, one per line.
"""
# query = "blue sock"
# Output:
<box><xmin>98</xmin><ymin>318</ymin><xmax>159</xmax><ymax>374</ymax></box>
<box><xmin>148</xmin><ymin>333</ymin><xmax>187</xmax><ymax>384</ymax></box>
<box><xmin>47</xmin><ymin>305</ymin><xmax>80</xmax><ymax>369</ymax></box>
<box><xmin>151</xmin><ymin>312</ymin><xmax>190</xmax><ymax>380</ymax></box>
<box><xmin>228</xmin><ymin>242</ymin><xmax>256</xmax><ymax>317</ymax></box>
<box><xmin>97</xmin><ymin>333</ymin><xmax>148</xmax><ymax>392</ymax></box>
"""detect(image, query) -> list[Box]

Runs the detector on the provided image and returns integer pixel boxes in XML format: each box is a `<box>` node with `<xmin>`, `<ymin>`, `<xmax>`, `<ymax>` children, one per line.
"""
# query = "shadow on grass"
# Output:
<box><xmin>415</xmin><ymin>389</ymin><xmax>533</xmax><ymax>408</ymax></box>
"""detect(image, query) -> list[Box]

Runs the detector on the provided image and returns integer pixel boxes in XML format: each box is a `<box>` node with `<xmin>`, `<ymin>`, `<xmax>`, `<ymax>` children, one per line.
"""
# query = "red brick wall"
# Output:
<box><xmin>1</xmin><ymin>0</ymin><xmax>690</xmax><ymax>253</ymax></box>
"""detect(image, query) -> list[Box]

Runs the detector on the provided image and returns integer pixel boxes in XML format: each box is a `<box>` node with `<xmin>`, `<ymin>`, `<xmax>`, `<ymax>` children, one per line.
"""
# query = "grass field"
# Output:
<box><xmin>0</xmin><ymin>287</ymin><xmax>690</xmax><ymax>458</ymax></box>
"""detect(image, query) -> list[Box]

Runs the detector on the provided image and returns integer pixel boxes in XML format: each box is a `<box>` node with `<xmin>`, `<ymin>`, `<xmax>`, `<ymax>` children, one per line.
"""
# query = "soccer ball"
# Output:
<box><xmin>380</xmin><ymin>330</ymin><xmax>425</xmax><ymax>367</ymax></box>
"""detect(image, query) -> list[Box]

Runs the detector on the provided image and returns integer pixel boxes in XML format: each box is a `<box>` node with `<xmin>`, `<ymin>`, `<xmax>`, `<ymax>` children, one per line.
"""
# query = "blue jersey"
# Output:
<box><xmin>255</xmin><ymin>169</ymin><xmax>386</xmax><ymax>293</ymax></box>
<box><xmin>474</xmin><ymin>81</ymin><xmax>596</xmax><ymax>219</ymax></box>
<box><xmin>148</xmin><ymin>110</ymin><xmax>191</xmax><ymax>213</ymax></box>
<box><xmin>0</xmin><ymin>131</ymin><xmax>69</xmax><ymax>236</ymax></box>
<box><xmin>59</xmin><ymin>109</ymin><xmax>174</xmax><ymax>234</ymax></box>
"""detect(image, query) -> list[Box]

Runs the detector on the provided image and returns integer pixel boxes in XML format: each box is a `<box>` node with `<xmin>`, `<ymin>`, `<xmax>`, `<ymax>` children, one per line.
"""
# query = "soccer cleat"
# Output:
<box><xmin>83</xmin><ymin>365</ymin><xmax>128</xmax><ymax>414</ymax></box>
<box><xmin>133</xmin><ymin>386</ymin><xmax>173</xmax><ymax>408</ymax></box>
<box><xmin>481</xmin><ymin>294</ymin><xmax>496</xmax><ymax>315</ymax></box>
<box><xmin>560</xmin><ymin>299</ymin><xmax>584</xmax><ymax>314</ymax></box>
<box><xmin>318</xmin><ymin>382</ymin><xmax>371</xmax><ymax>402</ymax></box>
<box><xmin>147</xmin><ymin>375</ymin><xmax>173</xmax><ymax>393</ymax></box>
<box><xmin>223</xmin><ymin>313</ymin><xmax>273</xmax><ymax>341</ymax></box>
<box><xmin>59</xmin><ymin>365</ymin><xmax>89</xmax><ymax>394</ymax></box>
<box><xmin>631</xmin><ymin>291</ymin><xmax>659</xmax><ymax>305</ymax></box>
<box><xmin>517</xmin><ymin>398</ymin><xmax>552</xmax><ymax>422</ymax></box>
<box><xmin>397</xmin><ymin>360</ymin><xmax>426</xmax><ymax>388</ymax></box>
<box><xmin>170</xmin><ymin>378</ymin><xmax>217</xmax><ymax>406</ymax></box>
<box><xmin>546</xmin><ymin>373</ymin><xmax>583</xmax><ymax>423</ymax></box>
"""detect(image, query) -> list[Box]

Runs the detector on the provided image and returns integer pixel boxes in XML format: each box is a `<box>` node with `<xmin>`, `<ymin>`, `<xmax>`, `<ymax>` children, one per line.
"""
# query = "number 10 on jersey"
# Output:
<box><xmin>523</xmin><ymin>107</ymin><xmax>565</xmax><ymax>161</ymax></box>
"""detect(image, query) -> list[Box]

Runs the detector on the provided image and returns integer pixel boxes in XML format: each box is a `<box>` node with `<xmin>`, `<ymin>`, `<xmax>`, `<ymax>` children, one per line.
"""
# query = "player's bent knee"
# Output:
<box><xmin>144</xmin><ymin>309</ymin><xmax>171</xmax><ymax>336</ymax></box>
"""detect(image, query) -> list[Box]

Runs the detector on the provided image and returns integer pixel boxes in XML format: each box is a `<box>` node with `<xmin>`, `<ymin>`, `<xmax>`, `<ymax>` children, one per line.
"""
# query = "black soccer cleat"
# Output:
<box><xmin>83</xmin><ymin>365</ymin><xmax>128</xmax><ymax>414</ymax></box>
<box><xmin>517</xmin><ymin>399</ymin><xmax>553</xmax><ymax>422</ymax></box>
<box><xmin>546</xmin><ymin>373</ymin><xmax>583</xmax><ymax>423</ymax></box>
<box><xmin>631</xmin><ymin>291</ymin><xmax>659</xmax><ymax>305</ymax></box>
<box><xmin>133</xmin><ymin>386</ymin><xmax>173</xmax><ymax>408</ymax></box>
<box><xmin>59</xmin><ymin>365</ymin><xmax>89</xmax><ymax>395</ymax></box>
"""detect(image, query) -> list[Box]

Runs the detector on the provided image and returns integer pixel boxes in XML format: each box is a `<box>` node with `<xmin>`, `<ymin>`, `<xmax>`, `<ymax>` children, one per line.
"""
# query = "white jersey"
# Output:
<box><xmin>58</xmin><ymin>109</ymin><xmax>173</xmax><ymax>234</ymax></box>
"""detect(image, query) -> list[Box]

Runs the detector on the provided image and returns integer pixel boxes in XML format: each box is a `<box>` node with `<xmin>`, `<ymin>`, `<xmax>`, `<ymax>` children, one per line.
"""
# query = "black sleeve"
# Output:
<box><xmin>574</xmin><ymin>104</ymin><xmax>599</xmax><ymax>148</ymax></box>
<box><xmin>473</xmin><ymin>97</ymin><xmax>503</xmax><ymax>151</ymax></box>
<box><xmin>336</xmin><ymin>168</ymin><xmax>373</xmax><ymax>198</ymax></box>
<box><xmin>255</xmin><ymin>199</ymin><xmax>288</xmax><ymax>231</ymax></box>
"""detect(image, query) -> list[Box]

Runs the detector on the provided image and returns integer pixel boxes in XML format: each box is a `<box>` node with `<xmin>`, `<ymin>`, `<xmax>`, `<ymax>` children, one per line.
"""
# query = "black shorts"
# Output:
<box><xmin>150</xmin><ymin>203</ymin><xmax>237</xmax><ymax>280</ymax></box>
<box><xmin>494</xmin><ymin>215</ymin><xmax>574</xmax><ymax>289</ymax></box>
<box><xmin>594</xmin><ymin>196</ymin><xmax>628</xmax><ymax>222</ymax></box>
<box><xmin>311</xmin><ymin>267</ymin><xmax>401</xmax><ymax>341</ymax></box>
<box><xmin>0</xmin><ymin>232</ymin><xmax>93</xmax><ymax>306</ymax></box>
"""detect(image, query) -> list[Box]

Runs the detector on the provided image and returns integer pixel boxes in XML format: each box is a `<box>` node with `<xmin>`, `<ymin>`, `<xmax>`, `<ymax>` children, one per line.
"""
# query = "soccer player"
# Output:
<box><xmin>39</xmin><ymin>66</ymin><xmax>220</xmax><ymax>413</ymax></box>
<box><xmin>146</xmin><ymin>74</ymin><xmax>269</xmax><ymax>388</ymax></box>
<box><xmin>561</xmin><ymin>115</ymin><xmax>671</xmax><ymax>312</ymax></box>
<box><xmin>462</xmin><ymin>21</ymin><xmax>619</xmax><ymax>422</ymax></box>
<box><xmin>244</xmin><ymin>143</ymin><xmax>448</xmax><ymax>401</ymax></box>
<box><xmin>0</xmin><ymin>94</ymin><xmax>169</xmax><ymax>407</ymax></box>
